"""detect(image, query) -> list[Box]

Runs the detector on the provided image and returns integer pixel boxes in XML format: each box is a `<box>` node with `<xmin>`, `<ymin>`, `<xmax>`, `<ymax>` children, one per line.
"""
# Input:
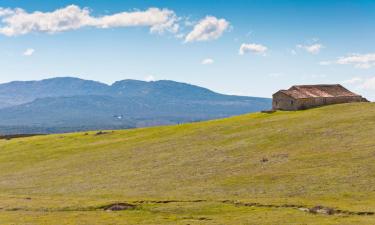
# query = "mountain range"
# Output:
<box><xmin>0</xmin><ymin>77</ymin><xmax>271</xmax><ymax>134</ymax></box>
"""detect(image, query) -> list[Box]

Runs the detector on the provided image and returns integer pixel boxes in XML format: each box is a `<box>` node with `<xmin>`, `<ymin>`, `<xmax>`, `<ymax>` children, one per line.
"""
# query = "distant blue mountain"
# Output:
<box><xmin>0</xmin><ymin>77</ymin><xmax>271</xmax><ymax>134</ymax></box>
<box><xmin>0</xmin><ymin>77</ymin><xmax>108</xmax><ymax>108</ymax></box>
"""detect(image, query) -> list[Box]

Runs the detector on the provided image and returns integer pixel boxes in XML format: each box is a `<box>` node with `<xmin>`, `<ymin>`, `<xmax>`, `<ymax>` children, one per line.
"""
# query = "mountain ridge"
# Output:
<box><xmin>0</xmin><ymin>77</ymin><xmax>271</xmax><ymax>134</ymax></box>
<box><xmin>0</xmin><ymin>77</ymin><xmax>259</xmax><ymax>108</ymax></box>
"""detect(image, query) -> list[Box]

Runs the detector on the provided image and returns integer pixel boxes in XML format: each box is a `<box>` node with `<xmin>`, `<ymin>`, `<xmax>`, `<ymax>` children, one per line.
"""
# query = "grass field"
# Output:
<box><xmin>1</xmin><ymin>103</ymin><xmax>375</xmax><ymax>224</ymax></box>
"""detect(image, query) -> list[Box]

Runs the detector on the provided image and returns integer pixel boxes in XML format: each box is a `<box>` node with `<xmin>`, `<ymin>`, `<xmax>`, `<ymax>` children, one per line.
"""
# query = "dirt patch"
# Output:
<box><xmin>101</xmin><ymin>203</ymin><xmax>137</xmax><ymax>211</ymax></box>
<box><xmin>223</xmin><ymin>200</ymin><xmax>375</xmax><ymax>216</ymax></box>
<box><xmin>308</xmin><ymin>205</ymin><xmax>335</xmax><ymax>215</ymax></box>
<box><xmin>95</xmin><ymin>131</ymin><xmax>115</xmax><ymax>136</ymax></box>
<box><xmin>6</xmin><ymin>208</ymin><xmax>23</xmax><ymax>211</ymax></box>
<box><xmin>134</xmin><ymin>200</ymin><xmax>206</xmax><ymax>204</ymax></box>
<box><xmin>0</xmin><ymin>134</ymin><xmax>44</xmax><ymax>140</ymax></box>
<box><xmin>2</xmin><ymin>199</ymin><xmax>373</xmax><ymax>216</ymax></box>
<box><xmin>182</xmin><ymin>216</ymin><xmax>212</xmax><ymax>221</ymax></box>
<box><xmin>307</xmin><ymin>205</ymin><xmax>374</xmax><ymax>216</ymax></box>
<box><xmin>260</xmin><ymin>157</ymin><xmax>269</xmax><ymax>163</ymax></box>
<box><xmin>95</xmin><ymin>131</ymin><xmax>109</xmax><ymax>136</ymax></box>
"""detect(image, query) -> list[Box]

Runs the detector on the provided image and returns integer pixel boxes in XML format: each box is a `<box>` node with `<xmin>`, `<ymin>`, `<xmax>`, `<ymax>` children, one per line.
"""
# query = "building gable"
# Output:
<box><xmin>272</xmin><ymin>84</ymin><xmax>367</xmax><ymax>111</ymax></box>
<box><xmin>279</xmin><ymin>84</ymin><xmax>360</xmax><ymax>99</ymax></box>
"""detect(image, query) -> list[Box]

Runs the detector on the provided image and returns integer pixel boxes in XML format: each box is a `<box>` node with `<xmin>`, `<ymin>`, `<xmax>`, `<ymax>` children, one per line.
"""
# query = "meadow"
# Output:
<box><xmin>0</xmin><ymin>103</ymin><xmax>375</xmax><ymax>224</ymax></box>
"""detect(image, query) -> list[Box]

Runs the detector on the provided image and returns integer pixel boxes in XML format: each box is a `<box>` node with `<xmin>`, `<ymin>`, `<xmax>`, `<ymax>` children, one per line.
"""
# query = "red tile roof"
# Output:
<box><xmin>276</xmin><ymin>84</ymin><xmax>360</xmax><ymax>99</ymax></box>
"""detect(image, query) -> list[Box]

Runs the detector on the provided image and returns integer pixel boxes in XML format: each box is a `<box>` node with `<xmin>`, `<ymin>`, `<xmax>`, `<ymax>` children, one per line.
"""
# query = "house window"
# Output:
<box><xmin>291</xmin><ymin>100</ymin><xmax>294</xmax><ymax>105</ymax></box>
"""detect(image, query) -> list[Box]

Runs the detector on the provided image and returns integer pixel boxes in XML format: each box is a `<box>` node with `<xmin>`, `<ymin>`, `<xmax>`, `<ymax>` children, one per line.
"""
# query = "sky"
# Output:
<box><xmin>1</xmin><ymin>0</ymin><xmax>375</xmax><ymax>99</ymax></box>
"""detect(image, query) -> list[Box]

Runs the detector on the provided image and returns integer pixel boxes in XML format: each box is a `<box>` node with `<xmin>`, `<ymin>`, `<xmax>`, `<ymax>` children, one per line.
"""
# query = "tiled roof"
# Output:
<box><xmin>276</xmin><ymin>84</ymin><xmax>360</xmax><ymax>99</ymax></box>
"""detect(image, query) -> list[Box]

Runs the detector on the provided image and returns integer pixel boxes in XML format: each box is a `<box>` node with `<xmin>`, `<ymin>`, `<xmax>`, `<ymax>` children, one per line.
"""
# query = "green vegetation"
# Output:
<box><xmin>1</xmin><ymin>103</ymin><xmax>375</xmax><ymax>224</ymax></box>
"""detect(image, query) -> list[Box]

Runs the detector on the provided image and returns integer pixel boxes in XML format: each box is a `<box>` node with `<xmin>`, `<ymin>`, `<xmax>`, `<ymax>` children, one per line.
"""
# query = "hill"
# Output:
<box><xmin>0</xmin><ymin>77</ymin><xmax>109</xmax><ymax>108</ymax></box>
<box><xmin>0</xmin><ymin>77</ymin><xmax>271</xmax><ymax>134</ymax></box>
<box><xmin>0</xmin><ymin>103</ymin><xmax>374</xmax><ymax>224</ymax></box>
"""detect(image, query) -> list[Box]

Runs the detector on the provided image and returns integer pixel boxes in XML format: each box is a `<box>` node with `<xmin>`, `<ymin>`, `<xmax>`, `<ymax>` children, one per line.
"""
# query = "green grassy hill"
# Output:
<box><xmin>1</xmin><ymin>103</ymin><xmax>375</xmax><ymax>224</ymax></box>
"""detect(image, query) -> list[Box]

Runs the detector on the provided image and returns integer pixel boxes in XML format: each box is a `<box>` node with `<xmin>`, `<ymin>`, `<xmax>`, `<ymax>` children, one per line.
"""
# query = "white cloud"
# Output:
<box><xmin>0</xmin><ymin>5</ymin><xmax>179</xmax><ymax>36</ymax></box>
<box><xmin>201</xmin><ymin>58</ymin><xmax>214</xmax><ymax>65</ymax></box>
<box><xmin>361</xmin><ymin>77</ymin><xmax>375</xmax><ymax>90</ymax></box>
<box><xmin>336</xmin><ymin>53</ymin><xmax>375</xmax><ymax>69</ymax></box>
<box><xmin>319</xmin><ymin>61</ymin><xmax>332</xmax><ymax>66</ymax></box>
<box><xmin>185</xmin><ymin>16</ymin><xmax>229</xmax><ymax>42</ymax></box>
<box><xmin>343</xmin><ymin>77</ymin><xmax>363</xmax><ymax>84</ymax></box>
<box><xmin>144</xmin><ymin>75</ymin><xmax>156</xmax><ymax>82</ymax></box>
<box><xmin>239</xmin><ymin>43</ymin><xmax>267</xmax><ymax>55</ymax></box>
<box><xmin>175</xmin><ymin>33</ymin><xmax>185</xmax><ymax>39</ymax></box>
<box><xmin>343</xmin><ymin>76</ymin><xmax>375</xmax><ymax>90</ymax></box>
<box><xmin>0</xmin><ymin>7</ymin><xmax>16</xmax><ymax>17</ymax></box>
<box><xmin>23</xmin><ymin>48</ymin><xmax>34</xmax><ymax>56</ymax></box>
<box><xmin>322</xmin><ymin>53</ymin><xmax>375</xmax><ymax>69</ymax></box>
<box><xmin>297</xmin><ymin>43</ymin><xmax>324</xmax><ymax>54</ymax></box>
<box><xmin>184</xmin><ymin>18</ymin><xmax>195</xmax><ymax>27</ymax></box>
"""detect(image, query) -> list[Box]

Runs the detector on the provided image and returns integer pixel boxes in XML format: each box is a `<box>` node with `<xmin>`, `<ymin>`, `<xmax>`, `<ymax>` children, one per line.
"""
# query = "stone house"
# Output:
<box><xmin>272</xmin><ymin>84</ymin><xmax>368</xmax><ymax>111</ymax></box>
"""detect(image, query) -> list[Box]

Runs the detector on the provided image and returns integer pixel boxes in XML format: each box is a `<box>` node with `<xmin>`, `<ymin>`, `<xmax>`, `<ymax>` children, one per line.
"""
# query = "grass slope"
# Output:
<box><xmin>0</xmin><ymin>103</ymin><xmax>375</xmax><ymax>224</ymax></box>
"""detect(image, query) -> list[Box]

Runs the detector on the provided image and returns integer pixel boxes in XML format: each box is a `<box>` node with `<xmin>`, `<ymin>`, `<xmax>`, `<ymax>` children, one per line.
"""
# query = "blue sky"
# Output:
<box><xmin>1</xmin><ymin>0</ymin><xmax>375</xmax><ymax>99</ymax></box>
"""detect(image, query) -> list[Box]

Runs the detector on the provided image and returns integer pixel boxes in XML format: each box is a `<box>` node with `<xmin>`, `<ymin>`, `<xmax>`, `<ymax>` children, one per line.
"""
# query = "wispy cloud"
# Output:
<box><xmin>185</xmin><ymin>16</ymin><xmax>229</xmax><ymax>42</ymax></box>
<box><xmin>201</xmin><ymin>58</ymin><xmax>214</xmax><ymax>65</ymax></box>
<box><xmin>0</xmin><ymin>7</ymin><xmax>14</xmax><ymax>17</ymax></box>
<box><xmin>0</xmin><ymin>5</ymin><xmax>179</xmax><ymax>36</ymax></box>
<box><xmin>343</xmin><ymin>76</ymin><xmax>375</xmax><ymax>90</ymax></box>
<box><xmin>336</xmin><ymin>53</ymin><xmax>375</xmax><ymax>69</ymax></box>
<box><xmin>343</xmin><ymin>77</ymin><xmax>363</xmax><ymax>84</ymax></box>
<box><xmin>144</xmin><ymin>75</ymin><xmax>156</xmax><ymax>82</ymax></box>
<box><xmin>321</xmin><ymin>53</ymin><xmax>375</xmax><ymax>69</ymax></box>
<box><xmin>23</xmin><ymin>48</ymin><xmax>34</xmax><ymax>56</ymax></box>
<box><xmin>361</xmin><ymin>77</ymin><xmax>375</xmax><ymax>90</ymax></box>
<box><xmin>297</xmin><ymin>43</ymin><xmax>324</xmax><ymax>54</ymax></box>
<box><xmin>239</xmin><ymin>43</ymin><xmax>267</xmax><ymax>55</ymax></box>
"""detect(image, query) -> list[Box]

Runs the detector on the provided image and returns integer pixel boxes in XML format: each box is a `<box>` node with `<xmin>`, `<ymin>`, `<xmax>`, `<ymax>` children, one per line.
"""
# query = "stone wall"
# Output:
<box><xmin>294</xmin><ymin>96</ymin><xmax>364</xmax><ymax>110</ymax></box>
<box><xmin>272</xmin><ymin>92</ymin><xmax>298</xmax><ymax>110</ymax></box>
<box><xmin>273</xmin><ymin>92</ymin><xmax>365</xmax><ymax>111</ymax></box>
